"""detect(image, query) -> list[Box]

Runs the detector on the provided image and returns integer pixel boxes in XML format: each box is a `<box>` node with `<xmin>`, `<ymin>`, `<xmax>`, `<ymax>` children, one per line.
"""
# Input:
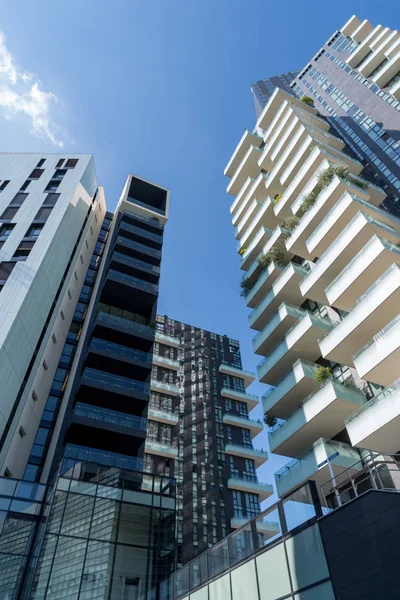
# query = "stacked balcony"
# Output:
<box><xmin>226</xmin><ymin>86</ymin><xmax>400</xmax><ymax>501</ymax></box>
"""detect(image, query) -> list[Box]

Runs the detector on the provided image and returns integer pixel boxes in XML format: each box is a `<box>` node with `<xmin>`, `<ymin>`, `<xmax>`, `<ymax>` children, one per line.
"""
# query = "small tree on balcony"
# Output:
<box><xmin>264</xmin><ymin>414</ymin><xmax>278</xmax><ymax>428</ymax></box>
<box><xmin>300</xmin><ymin>96</ymin><xmax>315</xmax><ymax>106</ymax></box>
<box><xmin>240</xmin><ymin>277</ymin><xmax>253</xmax><ymax>297</ymax></box>
<box><xmin>314</xmin><ymin>366</ymin><xmax>332</xmax><ymax>384</ymax></box>
<box><xmin>317</xmin><ymin>165</ymin><xmax>350</xmax><ymax>188</ymax></box>
<box><xmin>281</xmin><ymin>216</ymin><xmax>300</xmax><ymax>233</ymax></box>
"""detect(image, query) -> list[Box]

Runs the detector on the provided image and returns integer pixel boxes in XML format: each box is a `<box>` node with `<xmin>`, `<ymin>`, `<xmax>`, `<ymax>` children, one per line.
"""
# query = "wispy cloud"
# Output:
<box><xmin>0</xmin><ymin>31</ymin><xmax>64</xmax><ymax>147</ymax></box>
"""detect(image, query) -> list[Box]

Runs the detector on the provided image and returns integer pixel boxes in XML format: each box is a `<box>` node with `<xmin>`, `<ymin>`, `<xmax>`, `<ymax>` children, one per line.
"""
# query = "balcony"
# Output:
<box><xmin>155</xmin><ymin>331</ymin><xmax>180</xmax><ymax>348</ymax></box>
<box><xmin>87</xmin><ymin>338</ymin><xmax>152</xmax><ymax>379</ymax></box>
<box><xmin>110</xmin><ymin>251</ymin><xmax>160</xmax><ymax>284</ymax></box>
<box><xmin>237</xmin><ymin>199</ymin><xmax>278</xmax><ymax>249</ymax></box>
<box><xmin>236</xmin><ymin>198</ymin><xmax>263</xmax><ymax>240</ymax></box>
<box><xmin>64</xmin><ymin>444</ymin><xmax>144</xmax><ymax>473</ymax></box>
<box><xmin>244</xmin><ymin>261</ymin><xmax>285</xmax><ymax>309</ymax></box>
<box><xmin>152</xmin><ymin>353</ymin><xmax>180</xmax><ymax>371</ymax></box>
<box><xmin>257</xmin><ymin>312</ymin><xmax>333</xmax><ymax>386</ymax></box>
<box><xmin>81</xmin><ymin>367</ymin><xmax>150</xmax><ymax>403</ymax></box>
<box><xmin>353</xmin><ymin>315</ymin><xmax>400</xmax><ymax>386</ymax></box>
<box><xmin>325</xmin><ymin>236</ymin><xmax>400</xmax><ymax>311</ymax></box>
<box><xmin>268</xmin><ymin>380</ymin><xmax>365</xmax><ymax>458</ymax></box>
<box><xmin>72</xmin><ymin>403</ymin><xmax>147</xmax><ymax>439</ymax></box>
<box><xmin>219</xmin><ymin>362</ymin><xmax>255</xmax><ymax>387</ymax></box>
<box><xmin>145</xmin><ymin>439</ymin><xmax>178</xmax><ymax>459</ymax></box>
<box><xmin>222</xmin><ymin>413</ymin><xmax>263</xmax><ymax>439</ymax></box>
<box><xmin>300</xmin><ymin>212</ymin><xmax>400</xmax><ymax>304</ymax></box>
<box><xmin>224</xmin><ymin>130</ymin><xmax>263</xmax><ymax>178</ymax></box>
<box><xmin>105</xmin><ymin>269</ymin><xmax>158</xmax><ymax>307</ymax></box>
<box><xmin>148</xmin><ymin>406</ymin><xmax>179</xmax><ymax>426</ymax></box>
<box><xmin>253</xmin><ymin>303</ymin><xmax>307</xmax><ymax>356</ymax></box>
<box><xmin>115</xmin><ymin>235</ymin><xmax>161</xmax><ymax>266</ymax></box>
<box><xmin>150</xmin><ymin>379</ymin><xmax>180</xmax><ymax>397</ymax></box>
<box><xmin>95</xmin><ymin>311</ymin><xmax>155</xmax><ymax>348</ymax></box>
<box><xmin>262</xmin><ymin>360</ymin><xmax>320</xmax><ymax>419</ymax></box>
<box><xmin>346</xmin><ymin>379</ymin><xmax>400</xmax><ymax>454</ymax></box>
<box><xmin>305</xmin><ymin>193</ymin><xmax>399</xmax><ymax>259</ymax></box>
<box><xmin>119</xmin><ymin>220</ymin><xmax>163</xmax><ymax>249</ymax></box>
<box><xmin>220</xmin><ymin>387</ymin><xmax>259</xmax><ymax>410</ymax></box>
<box><xmin>274</xmin><ymin>438</ymin><xmax>362</xmax><ymax>499</ymax></box>
<box><xmin>373</xmin><ymin>49</ymin><xmax>400</xmax><ymax>88</ymax></box>
<box><xmin>225</xmin><ymin>443</ymin><xmax>268</xmax><ymax>467</ymax></box>
<box><xmin>231</xmin><ymin>173</ymin><xmax>270</xmax><ymax>227</ymax></box>
<box><xmin>227</xmin><ymin>476</ymin><xmax>273</xmax><ymax>501</ymax></box>
<box><xmin>286</xmin><ymin>180</ymin><xmax>375</xmax><ymax>260</ymax></box>
<box><xmin>239</xmin><ymin>226</ymin><xmax>273</xmax><ymax>271</ymax></box>
<box><xmin>319</xmin><ymin>264</ymin><xmax>400</xmax><ymax>365</ymax></box>
<box><xmin>346</xmin><ymin>23</ymin><xmax>383</xmax><ymax>68</ymax></box>
<box><xmin>227</xmin><ymin>146</ymin><xmax>263</xmax><ymax>197</ymax></box>
<box><xmin>248</xmin><ymin>263</ymin><xmax>308</xmax><ymax>331</ymax></box>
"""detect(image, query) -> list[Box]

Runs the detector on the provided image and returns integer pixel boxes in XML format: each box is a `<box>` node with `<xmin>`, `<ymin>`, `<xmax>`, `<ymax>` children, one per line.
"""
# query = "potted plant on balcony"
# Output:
<box><xmin>238</xmin><ymin>247</ymin><xmax>247</xmax><ymax>256</ymax></box>
<box><xmin>314</xmin><ymin>366</ymin><xmax>332</xmax><ymax>384</ymax></box>
<box><xmin>240</xmin><ymin>277</ymin><xmax>253</xmax><ymax>297</ymax></box>
<box><xmin>264</xmin><ymin>413</ymin><xmax>278</xmax><ymax>428</ymax></box>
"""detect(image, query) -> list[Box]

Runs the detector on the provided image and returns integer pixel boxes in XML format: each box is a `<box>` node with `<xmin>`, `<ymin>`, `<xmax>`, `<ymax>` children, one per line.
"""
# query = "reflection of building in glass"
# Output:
<box><xmin>251</xmin><ymin>72</ymin><xmax>300</xmax><ymax>118</ymax></box>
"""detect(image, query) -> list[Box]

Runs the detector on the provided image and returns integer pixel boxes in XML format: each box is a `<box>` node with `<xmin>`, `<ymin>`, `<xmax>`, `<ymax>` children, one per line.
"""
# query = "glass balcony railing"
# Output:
<box><xmin>127</xmin><ymin>196</ymin><xmax>165</xmax><ymax>216</ymax></box>
<box><xmin>123</xmin><ymin>209</ymin><xmax>164</xmax><ymax>230</ymax></box>
<box><xmin>151</xmin><ymin>379</ymin><xmax>180</xmax><ymax>394</ymax></box>
<box><xmin>116</xmin><ymin>235</ymin><xmax>161</xmax><ymax>258</ymax></box>
<box><xmin>112</xmin><ymin>251</ymin><xmax>160</xmax><ymax>275</ymax></box>
<box><xmin>353</xmin><ymin>313</ymin><xmax>400</xmax><ymax>360</ymax></box>
<box><xmin>108</xmin><ymin>269</ymin><xmax>159</xmax><ymax>293</ymax></box>
<box><xmin>120</xmin><ymin>220</ymin><xmax>163</xmax><ymax>244</ymax></box>
<box><xmin>345</xmin><ymin>377</ymin><xmax>400</xmax><ymax>426</ymax></box>
<box><xmin>89</xmin><ymin>338</ymin><xmax>152</xmax><ymax>363</ymax></box>
<box><xmin>153</xmin><ymin>353</ymin><xmax>179</xmax><ymax>367</ymax></box>
<box><xmin>64</xmin><ymin>444</ymin><xmax>144</xmax><ymax>472</ymax></box>
<box><xmin>82</xmin><ymin>367</ymin><xmax>150</xmax><ymax>395</ymax></box>
<box><xmin>96</xmin><ymin>311</ymin><xmax>154</xmax><ymax>338</ymax></box>
<box><xmin>74</xmin><ymin>403</ymin><xmax>147</xmax><ymax>431</ymax></box>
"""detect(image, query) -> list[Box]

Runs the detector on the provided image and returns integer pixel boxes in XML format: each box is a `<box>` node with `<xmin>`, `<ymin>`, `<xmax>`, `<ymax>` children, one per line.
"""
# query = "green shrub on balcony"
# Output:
<box><xmin>317</xmin><ymin>165</ymin><xmax>350</xmax><ymax>188</ymax></box>
<box><xmin>264</xmin><ymin>414</ymin><xmax>278</xmax><ymax>428</ymax></box>
<box><xmin>259</xmin><ymin>245</ymin><xmax>286</xmax><ymax>268</ymax></box>
<box><xmin>281</xmin><ymin>216</ymin><xmax>300</xmax><ymax>233</ymax></box>
<box><xmin>351</xmin><ymin>178</ymin><xmax>369</xmax><ymax>190</ymax></box>
<box><xmin>240</xmin><ymin>277</ymin><xmax>253</xmax><ymax>297</ymax></box>
<box><xmin>298</xmin><ymin>189</ymin><xmax>320</xmax><ymax>216</ymax></box>
<box><xmin>300</xmin><ymin>96</ymin><xmax>315</xmax><ymax>106</ymax></box>
<box><xmin>314</xmin><ymin>366</ymin><xmax>332</xmax><ymax>384</ymax></box>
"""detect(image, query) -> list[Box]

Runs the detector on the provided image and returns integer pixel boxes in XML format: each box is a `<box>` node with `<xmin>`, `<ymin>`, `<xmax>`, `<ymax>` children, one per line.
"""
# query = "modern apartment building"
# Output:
<box><xmin>224</xmin><ymin>14</ymin><xmax>400</xmax><ymax>511</ymax></box>
<box><xmin>251</xmin><ymin>72</ymin><xmax>300</xmax><ymax>118</ymax></box>
<box><xmin>0</xmin><ymin>153</ymin><xmax>176</xmax><ymax>600</ymax></box>
<box><xmin>150</xmin><ymin>315</ymin><xmax>271</xmax><ymax>566</ymax></box>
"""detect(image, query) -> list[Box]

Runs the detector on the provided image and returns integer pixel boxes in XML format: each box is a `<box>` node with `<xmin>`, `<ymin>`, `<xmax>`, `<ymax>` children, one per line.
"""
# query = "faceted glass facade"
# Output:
<box><xmin>0</xmin><ymin>463</ymin><xmax>176</xmax><ymax>600</ymax></box>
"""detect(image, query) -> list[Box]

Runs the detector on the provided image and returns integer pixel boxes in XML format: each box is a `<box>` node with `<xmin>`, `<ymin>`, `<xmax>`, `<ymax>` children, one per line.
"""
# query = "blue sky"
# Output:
<box><xmin>1</xmin><ymin>0</ymin><xmax>399</xmax><ymax>499</ymax></box>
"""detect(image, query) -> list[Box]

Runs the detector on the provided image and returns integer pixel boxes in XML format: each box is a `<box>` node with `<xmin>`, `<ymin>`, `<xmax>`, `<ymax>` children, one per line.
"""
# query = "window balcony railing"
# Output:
<box><xmin>120</xmin><ymin>220</ymin><xmax>163</xmax><ymax>244</ymax></box>
<box><xmin>96</xmin><ymin>310</ymin><xmax>154</xmax><ymax>338</ymax></box>
<box><xmin>112</xmin><ymin>251</ymin><xmax>160</xmax><ymax>275</ymax></box>
<box><xmin>82</xmin><ymin>367</ymin><xmax>150</xmax><ymax>395</ymax></box>
<box><xmin>115</xmin><ymin>235</ymin><xmax>161</xmax><ymax>258</ymax></box>
<box><xmin>90</xmin><ymin>337</ymin><xmax>152</xmax><ymax>363</ymax></box>
<box><xmin>127</xmin><ymin>196</ymin><xmax>165</xmax><ymax>216</ymax></box>
<box><xmin>108</xmin><ymin>269</ymin><xmax>159</xmax><ymax>293</ymax></box>
<box><xmin>64</xmin><ymin>444</ymin><xmax>144</xmax><ymax>472</ymax></box>
<box><xmin>74</xmin><ymin>403</ymin><xmax>147</xmax><ymax>431</ymax></box>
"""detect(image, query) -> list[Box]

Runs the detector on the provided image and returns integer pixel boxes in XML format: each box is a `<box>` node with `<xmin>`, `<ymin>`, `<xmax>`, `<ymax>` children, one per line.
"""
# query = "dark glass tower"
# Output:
<box><xmin>150</xmin><ymin>316</ymin><xmax>272</xmax><ymax>566</ymax></box>
<box><xmin>251</xmin><ymin>72</ymin><xmax>300</xmax><ymax>118</ymax></box>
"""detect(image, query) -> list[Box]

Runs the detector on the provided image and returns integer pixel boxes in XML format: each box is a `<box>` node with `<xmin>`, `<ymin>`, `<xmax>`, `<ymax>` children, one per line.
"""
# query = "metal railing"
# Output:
<box><xmin>162</xmin><ymin>480</ymin><xmax>322</xmax><ymax>599</ymax></box>
<box><xmin>74</xmin><ymin>403</ymin><xmax>147</xmax><ymax>431</ymax></box>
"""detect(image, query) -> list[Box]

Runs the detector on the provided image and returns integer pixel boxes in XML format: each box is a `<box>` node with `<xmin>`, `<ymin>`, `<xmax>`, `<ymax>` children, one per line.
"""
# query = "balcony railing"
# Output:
<box><xmin>120</xmin><ymin>220</ymin><xmax>163</xmax><ymax>244</ymax></box>
<box><xmin>82</xmin><ymin>367</ymin><xmax>150</xmax><ymax>395</ymax></box>
<box><xmin>74</xmin><ymin>403</ymin><xmax>147</xmax><ymax>431</ymax></box>
<box><xmin>123</xmin><ymin>208</ymin><xmax>164</xmax><ymax>230</ymax></box>
<box><xmin>64</xmin><ymin>444</ymin><xmax>144</xmax><ymax>472</ymax></box>
<box><xmin>116</xmin><ymin>235</ymin><xmax>161</xmax><ymax>258</ymax></box>
<box><xmin>96</xmin><ymin>311</ymin><xmax>154</xmax><ymax>338</ymax></box>
<box><xmin>112</xmin><ymin>251</ymin><xmax>160</xmax><ymax>275</ymax></box>
<box><xmin>90</xmin><ymin>338</ymin><xmax>152</xmax><ymax>363</ymax></box>
<box><xmin>108</xmin><ymin>269</ymin><xmax>159</xmax><ymax>293</ymax></box>
<box><xmin>127</xmin><ymin>196</ymin><xmax>165</xmax><ymax>216</ymax></box>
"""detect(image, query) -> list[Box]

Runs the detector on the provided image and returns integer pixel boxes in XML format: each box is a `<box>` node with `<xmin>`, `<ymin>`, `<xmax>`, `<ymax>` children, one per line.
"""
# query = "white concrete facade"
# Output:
<box><xmin>225</xmin><ymin>83</ymin><xmax>400</xmax><ymax>499</ymax></box>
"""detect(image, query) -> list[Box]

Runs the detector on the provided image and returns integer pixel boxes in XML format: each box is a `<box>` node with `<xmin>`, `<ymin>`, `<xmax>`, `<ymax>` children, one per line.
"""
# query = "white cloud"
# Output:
<box><xmin>0</xmin><ymin>31</ymin><xmax>64</xmax><ymax>147</ymax></box>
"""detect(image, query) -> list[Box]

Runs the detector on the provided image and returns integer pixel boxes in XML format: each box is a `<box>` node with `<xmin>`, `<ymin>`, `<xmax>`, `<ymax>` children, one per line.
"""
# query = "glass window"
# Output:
<box><xmin>34</xmin><ymin>207</ymin><xmax>53</xmax><ymax>221</ymax></box>
<box><xmin>0</xmin><ymin>207</ymin><xmax>19</xmax><ymax>220</ymax></box>
<box><xmin>0</xmin><ymin>261</ymin><xmax>16</xmax><ymax>281</ymax></box>
<box><xmin>9</xmin><ymin>192</ymin><xmax>28</xmax><ymax>206</ymax></box>
<box><xmin>44</xmin><ymin>180</ymin><xmax>61</xmax><ymax>192</ymax></box>
<box><xmin>43</xmin><ymin>193</ymin><xmax>60</xmax><ymax>206</ymax></box>
<box><xmin>0</xmin><ymin>224</ymin><xmax>15</xmax><ymax>238</ymax></box>
<box><xmin>25</xmin><ymin>224</ymin><xmax>43</xmax><ymax>239</ymax></box>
